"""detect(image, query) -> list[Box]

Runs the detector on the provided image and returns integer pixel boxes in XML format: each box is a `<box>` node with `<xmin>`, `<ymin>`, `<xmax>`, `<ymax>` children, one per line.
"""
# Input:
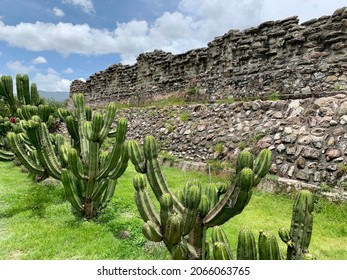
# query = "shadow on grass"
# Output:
<box><xmin>0</xmin><ymin>182</ymin><xmax>65</xmax><ymax>219</ymax></box>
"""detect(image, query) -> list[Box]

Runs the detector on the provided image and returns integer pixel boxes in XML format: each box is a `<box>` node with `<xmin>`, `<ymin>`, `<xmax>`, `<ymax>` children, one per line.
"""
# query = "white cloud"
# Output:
<box><xmin>7</xmin><ymin>61</ymin><xmax>36</xmax><ymax>74</ymax></box>
<box><xmin>0</xmin><ymin>0</ymin><xmax>344</xmax><ymax>65</ymax></box>
<box><xmin>53</xmin><ymin>7</ymin><xmax>65</xmax><ymax>17</ymax></box>
<box><xmin>32</xmin><ymin>56</ymin><xmax>47</xmax><ymax>64</ymax></box>
<box><xmin>64</xmin><ymin>67</ymin><xmax>74</xmax><ymax>74</ymax></box>
<box><xmin>33</xmin><ymin>69</ymin><xmax>71</xmax><ymax>92</ymax></box>
<box><xmin>62</xmin><ymin>0</ymin><xmax>95</xmax><ymax>14</ymax></box>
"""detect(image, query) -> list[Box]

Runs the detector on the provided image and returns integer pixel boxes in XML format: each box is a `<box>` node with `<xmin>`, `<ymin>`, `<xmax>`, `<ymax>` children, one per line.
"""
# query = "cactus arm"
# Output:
<box><xmin>98</xmin><ymin>102</ymin><xmax>117</xmax><ymax>142</ymax></box>
<box><xmin>16</xmin><ymin>74</ymin><xmax>24</xmax><ymax>104</ymax></box>
<box><xmin>90</xmin><ymin>112</ymin><xmax>104</xmax><ymax>141</ymax></box>
<box><xmin>171</xmin><ymin>242</ymin><xmax>188</xmax><ymax>260</ymax></box>
<box><xmin>144</xmin><ymin>135</ymin><xmax>184</xmax><ymax>213</ymax></box>
<box><xmin>99</xmin><ymin>179</ymin><xmax>117</xmax><ymax>208</ymax></box>
<box><xmin>236</xmin><ymin>150</ymin><xmax>254</xmax><ymax>173</ymax></box>
<box><xmin>91</xmin><ymin>179</ymin><xmax>109</xmax><ymax>201</ymax></box>
<box><xmin>66</xmin><ymin>116</ymin><xmax>80</xmax><ymax>144</ymax></box>
<box><xmin>7</xmin><ymin>132</ymin><xmax>45</xmax><ymax>174</ymax></box>
<box><xmin>253</xmin><ymin>149</ymin><xmax>272</xmax><ymax>186</ymax></box>
<box><xmin>258</xmin><ymin>230</ymin><xmax>281</xmax><ymax>260</ymax></box>
<box><xmin>213</xmin><ymin>242</ymin><xmax>233</xmax><ymax>260</ymax></box>
<box><xmin>237</xmin><ymin>228</ymin><xmax>257</xmax><ymax>260</ymax></box>
<box><xmin>30</xmin><ymin>83</ymin><xmax>40</xmax><ymax>105</ymax></box>
<box><xmin>68</xmin><ymin>148</ymin><xmax>87</xmax><ymax>180</ymax></box>
<box><xmin>39</xmin><ymin>123</ymin><xmax>62</xmax><ymax>179</ymax></box>
<box><xmin>286</xmin><ymin>190</ymin><xmax>314</xmax><ymax>260</ymax></box>
<box><xmin>108</xmin><ymin>143</ymin><xmax>129</xmax><ymax>180</ymax></box>
<box><xmin>96</xmin><ymin>118</ymin><xmax>127</xmax><ymax>180</ymax></box>
<box><xmin>203</xmin><ymin>167</ymin><xmax>254</xmax><ymax>227</ymax></box>
<box><xmin>0</xmin><ymin>149</ymin><xmax>15</xmax><ymax>161</ymax></box>
<box><xmin>128</xmin><ymin>139</ymin><xmax>146</xmax><ymax>173</ymax></box>
<box><xmin>133</xmin><ymin>174</ymin><xmax>160</xmax><ymax>225</ymax></box>
<box><xmin>73</xmin><ymin>93</ymin><xmax>89</xmax><ymax>162</ymax></box>
<box><xmin>0</xmin><ymin>76</ymin><xmax>16</xmax><ymax>115</ymax></box>
<box><xmin>21</xmin><ymin>74</ymin><xmax>31</xmax><ymax>105</ymax></box>
<box><xmin>164</xmin><ymin>212</ymin><xmax>184</xmax><ymax>245</ymax></box>
<box><xmin>211</xmin><ymin>226</ymin><xmax>234</xmax><ymax>259</ymax></box>
<box><xmin>61</xmin><ymin>169</ymin><xmax>83</xmax><ymax>211</ymax></box>
<box><xmin>142</xmin><ymin>220</ymin><xmax>163</xmax><ymax>242</ymax></box>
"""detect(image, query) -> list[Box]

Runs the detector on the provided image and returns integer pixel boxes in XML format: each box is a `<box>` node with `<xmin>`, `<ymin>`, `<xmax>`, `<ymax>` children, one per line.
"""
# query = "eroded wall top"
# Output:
<box><xmin>70</xmin><ymin>7</ymin><xmax>347</xmax><ymax>104</ymax></box>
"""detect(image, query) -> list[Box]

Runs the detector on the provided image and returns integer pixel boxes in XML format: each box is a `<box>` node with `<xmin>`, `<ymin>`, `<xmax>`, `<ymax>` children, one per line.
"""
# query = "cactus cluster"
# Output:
<box><xmin>0</xmin><ymin>74</ymin><xmax>44</xmax><ymax>117</ymax></box>
<box><xmin>0</xmin><ymin>75</ymin><xmax>17</xmax><ymax>115</ymax></box>
<box><xmin>129</xmin><ymin>135</ymin><xmax>272</xmax><ymax>259</ymax></box>
<box><xmin>7</xmin><ymin>116</ymin><xmax>61</xmax><ymax>181</ymax></box>
<box><xmin>16</xmin><ymin>74</ymin><xmax>43</xmax><ymax>107</ymax></box>
<box><xmin>7</xmin><ymin>93</ymin><xmax>129</xmax><ymax>218</ymax></box>
<box><xmin>236</xmin><ymin>190</ymin><xmax>314</xmax><ymax>260</ymax></box>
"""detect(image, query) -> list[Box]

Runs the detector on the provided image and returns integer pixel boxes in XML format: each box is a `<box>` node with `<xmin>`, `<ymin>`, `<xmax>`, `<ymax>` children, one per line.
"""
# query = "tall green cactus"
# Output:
<box><xmin>279</xmin><ymin>190</ymin><xmax>314</xmax><ymax>260</ymax></box>
<box><xmin>237</xmin><ymin>227</ymin><xmax>257</xmax><ymax>260</ymax></box>
<box><xmin>60</xmin><ymin>93</ymin><xmax>129</xmax><ymax>219</ymax></box>
<box><xmin>0</xmin><ymin>75</ymin><xmax>17</xmax><ymax>115</ymax></box>
<box><xmin>130</xmin><ymin>135</ymin><xmax>272</xmax><ymax>259</ymax></box>
<box><xmin>7</xmin><ymin>93</ymin><xmax>129</xmax><ymax>218</ymax></box>
<box><xmin>16</xmin><ymin>74</ymin><xmax>43</xmax><ymax>106</ymax></box>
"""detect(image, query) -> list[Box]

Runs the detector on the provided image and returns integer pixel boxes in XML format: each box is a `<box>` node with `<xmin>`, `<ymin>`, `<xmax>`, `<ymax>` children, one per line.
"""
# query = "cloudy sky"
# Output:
<box><xmin>0</xmin><ymin>0</ymin><xmax>346</xmax><ymax>92</ymax></box>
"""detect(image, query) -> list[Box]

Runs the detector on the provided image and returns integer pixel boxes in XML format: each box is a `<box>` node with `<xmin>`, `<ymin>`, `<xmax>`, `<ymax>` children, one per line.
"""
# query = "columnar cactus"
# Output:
<box><xmin>7</xmin><ymin>116</ymin><xmax>60</xmax><ymax>180</ymax></box>
<box><xmin>7</xmin><ymin>93</ymin><xmax>129</xmax><ymax>219</ymax></box>
<box><xmin>258</xmin><ymin>230</ymin><xmax>281</xmax><ymax>260</ymax></box>
<box><xmin>17</xmin><ymin>104</ymin><xmax>54</xmax><ymax>128</ymax></box>
<box><xmin>237</xmin><ymin>227</ymin><xmax>257</xmax><ymax>260</ymax></box>
<box><xmin>279</xmin><ymin>190</ymin><xmax>314</xmax><ymax>260</ymax></box>
<box><xmin>16</xmin><ymin>74</ymin><xmax>43</xmax><ymax>106</ymax></box>
<box><xmin>0</xmin><ymin>75</ymin><xmax>17</xmax><ymax>115</ymax></box>
<box><xmin>129</xmin><ymin>135</ymin><xmax>272</xmax><ymax>259</ymax></box>
<box><xmin>60</xmin><ymin>93</ymin><xmax>129</xmax><ymax>219</ymax></box>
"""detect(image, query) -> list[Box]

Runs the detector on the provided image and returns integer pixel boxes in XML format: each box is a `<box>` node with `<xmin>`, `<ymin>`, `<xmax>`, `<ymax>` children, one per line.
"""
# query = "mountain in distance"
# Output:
<box><xmin>39</xmin><ymin>90</ymin><xmax>69</xmax><ymax>102</ymax></box>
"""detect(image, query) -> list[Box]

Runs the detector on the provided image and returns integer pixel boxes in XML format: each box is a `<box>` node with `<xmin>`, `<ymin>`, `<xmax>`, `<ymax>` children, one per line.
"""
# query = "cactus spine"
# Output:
<box><xmin>129</xmin><ymin>135</ymin><xmax>272</xmax><ymax>259</ymax></box>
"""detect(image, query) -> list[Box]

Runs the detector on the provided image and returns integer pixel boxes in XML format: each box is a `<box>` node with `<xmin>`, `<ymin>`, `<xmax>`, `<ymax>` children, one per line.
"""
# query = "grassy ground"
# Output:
<box><xmin>0</xmin><ymin>161</ymin><xmax>346</xmax><ymax>260</ymax></box>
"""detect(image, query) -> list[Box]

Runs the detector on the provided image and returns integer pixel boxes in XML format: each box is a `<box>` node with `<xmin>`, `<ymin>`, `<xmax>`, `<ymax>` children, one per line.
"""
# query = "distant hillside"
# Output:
<box><xmin>39</xmin><ymin>91</ymin><xmax>69</xmax><ymax>102</ymax></box>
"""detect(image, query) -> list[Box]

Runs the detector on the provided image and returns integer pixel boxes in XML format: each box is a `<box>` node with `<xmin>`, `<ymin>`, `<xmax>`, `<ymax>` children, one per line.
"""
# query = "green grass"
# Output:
<box><xmin>0</xmin><ymin>161</ymin><xmax>346</xmax><ymax>260</ymax></box>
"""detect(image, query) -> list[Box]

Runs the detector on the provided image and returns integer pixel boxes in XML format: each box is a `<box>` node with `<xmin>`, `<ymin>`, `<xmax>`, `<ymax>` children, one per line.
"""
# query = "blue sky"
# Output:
<box><xmin>0</xmin><ymin>0</ymin><xmax>346</xmax><ymax>92</ymax></box>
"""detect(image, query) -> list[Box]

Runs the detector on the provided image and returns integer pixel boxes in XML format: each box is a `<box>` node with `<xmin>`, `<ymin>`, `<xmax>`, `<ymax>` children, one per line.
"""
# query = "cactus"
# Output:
<box><xmin>59</xmin><ymin>93</ymin><xmax>129</xmax><ymax>219</ymax></box>
<box><xmin>7</xmin><ymin>93</ymin><xmax>129</xmax><ymax>219</ymax></box>
<box><xmin>0</xmin><ymin>148</ymin><xmax>15</xmax><ymax>161</ymax></box>
<box><xmin>130</xmin><ymin>135</ymin><xmax>272</xmax><ymax>259</ymax></box>
<box><xmin>0</xmin><ymin>75</ymin><xmax>17</xmax><ymax>115</ymax></box>
<box><xmin>16</xmin><ymin>74</ymin><xmax>43</xmax><ymax>106</ymax></box>
<box><xmin>211</xmin><ymin>226</ymin><xmax>233</xmax><ymax>260</ymax></box>
<box><xmin>237</xmin><ymin>227</ymin><xmax>257</xmax><ymax>260</ymax></box>
<box><xmin>258</xmin><ymin>230</ymin><xmax>281</xmax><ymax>260</ymax></box>
<box><xmin>7</xmin><ymin>117</ymin><xmax>60</xmax><ymax>180</ymax></box>
<box><xmin>279</xmin><ymin>190</ymin><xmax>314</xmax><ymax>260</ymax></box>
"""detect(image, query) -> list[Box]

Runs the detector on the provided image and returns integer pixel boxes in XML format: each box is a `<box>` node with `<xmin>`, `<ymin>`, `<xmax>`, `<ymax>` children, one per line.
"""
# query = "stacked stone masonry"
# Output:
<box><xmin>118</xmin><ymin>93</ymin><xmax>347</xmax><ymax>187</ymax></box>
<box><xmin>71</xmin><ymin>7</ymin><xmax>347</xmax><ymax>104</ymax></box>
<box><xmin>70</xmin><ymin>8</ymin><xmax>347</xmax><ymax>188</ymax></box>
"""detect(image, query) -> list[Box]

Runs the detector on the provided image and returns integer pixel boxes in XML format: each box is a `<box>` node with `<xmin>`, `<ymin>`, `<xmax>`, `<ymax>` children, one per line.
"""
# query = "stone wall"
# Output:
<box><xmin>118</xmin><ymin>93</ymin><xmax>347</xmax><ymax>187</ymax></box>
<box><xmin>71</xmin><ymin>7</ymin><xmax>347</xmax><ymax>104</ymax></box>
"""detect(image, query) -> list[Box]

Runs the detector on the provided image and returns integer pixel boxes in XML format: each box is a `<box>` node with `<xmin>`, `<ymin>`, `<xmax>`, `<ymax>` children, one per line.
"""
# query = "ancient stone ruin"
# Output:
<box><xmin>70</xmin><ymin>7</ymin><xmax>347</xmax><ymax>198</ymax></box>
